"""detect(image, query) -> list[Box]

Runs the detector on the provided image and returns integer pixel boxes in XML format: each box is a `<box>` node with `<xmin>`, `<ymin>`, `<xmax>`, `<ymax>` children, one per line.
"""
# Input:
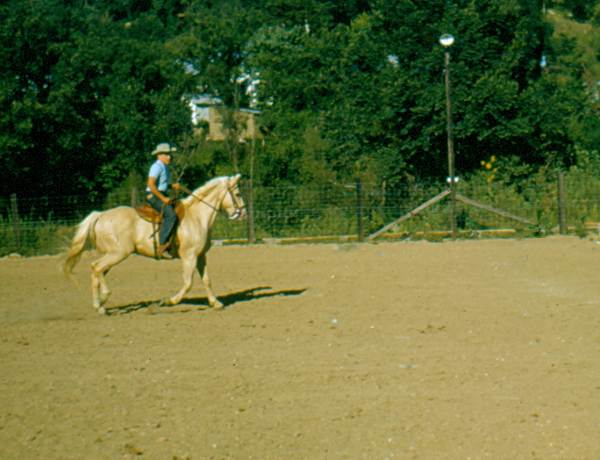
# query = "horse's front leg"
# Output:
<box><xmin>163</xmin><ymin>253</ymin><xmax>196</xmax><ymax>306</ymax></box>
<box><xmin>197</xmin><ymin>254</ymin><xmax>223</xmax><ymax>309</ymax></box>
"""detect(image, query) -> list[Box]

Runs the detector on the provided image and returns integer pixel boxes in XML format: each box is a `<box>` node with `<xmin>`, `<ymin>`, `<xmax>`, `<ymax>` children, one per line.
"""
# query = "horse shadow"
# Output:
<box><xmin>107</xmin><ymin>286</ymin><xmax>306</xmax><ymax>316</ymax></box>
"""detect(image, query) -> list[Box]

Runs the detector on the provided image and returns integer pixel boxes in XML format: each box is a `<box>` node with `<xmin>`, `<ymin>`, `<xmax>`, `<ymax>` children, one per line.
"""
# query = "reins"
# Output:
<box><xmin>179</xmin><ymin>182</ymin><xmax>244</xmax><ymax>216</ymax></box>
<box><xmin>179</xmin><ymin>184</ymin><xmax>219</xmax><ymax>211</ymax></box>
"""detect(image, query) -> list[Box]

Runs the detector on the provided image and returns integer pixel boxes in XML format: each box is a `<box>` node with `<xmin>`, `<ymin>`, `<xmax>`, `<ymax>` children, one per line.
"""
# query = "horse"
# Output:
<box><xmin>62</xmin><ymin>174</ymin><xmax>245</xmax><ymax>314</ymax></box>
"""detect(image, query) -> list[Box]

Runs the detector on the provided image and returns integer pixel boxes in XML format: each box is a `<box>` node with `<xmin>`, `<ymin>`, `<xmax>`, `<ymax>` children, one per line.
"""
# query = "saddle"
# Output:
<box><xmin>136</xmin><ymin>201</ymin><xmax>186</xmax><ymax>224</ymax></box>
<box><xmin>136</xmin><ymin>201</ymin><xmax>186</xmax><ymax>259</ymax></box>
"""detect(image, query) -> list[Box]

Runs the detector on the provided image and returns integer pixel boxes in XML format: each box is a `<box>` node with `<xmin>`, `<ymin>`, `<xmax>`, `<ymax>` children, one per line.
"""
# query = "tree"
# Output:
<box><xmin>0</xmin><ymin>0</ymin><xmax>595</xmax><ymax>209</ymax></box>
<box><xmin>0</xmin><ymin>0</ymin><xmax>78</xmax><ymax>197</ymax></box>
<box><xmin>0</xmin><ymin>0</ymin><xmax>192</xmax><ymax>198</ymax></box>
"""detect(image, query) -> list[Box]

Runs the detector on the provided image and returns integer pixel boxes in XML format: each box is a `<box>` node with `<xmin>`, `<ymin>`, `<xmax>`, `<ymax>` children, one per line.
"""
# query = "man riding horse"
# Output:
<box><xmin>63</xmin><ymin>174</ymin><xmax>246</xmax><ymax>314</ymax></box>
<box><xmin>146</xmin><ymin>143</ymin><xmax>181</xmax><ymax>258</ymax></box>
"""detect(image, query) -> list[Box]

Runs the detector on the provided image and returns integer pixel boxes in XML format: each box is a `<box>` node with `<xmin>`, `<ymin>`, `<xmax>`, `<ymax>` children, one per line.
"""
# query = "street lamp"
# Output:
<box><xmin>439</xmin><ymin>33</ymin><xmax>457</xmax><ymax>238</ymax></box>
<box><xmin>367</xmin><ymin>32</ymin><xmax>535</xmax><ymax>241</ymax></box>
<box><xmin>439</xmin><ymin>33</ymin><xmax>455</xmax><ymax>48</ymax></box>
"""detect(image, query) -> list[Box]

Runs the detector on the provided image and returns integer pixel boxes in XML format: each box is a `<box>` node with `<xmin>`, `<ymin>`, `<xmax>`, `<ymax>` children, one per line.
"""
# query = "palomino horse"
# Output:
<box><xmin>63</xmin><ymin>175</ymin><xmax>245</xmax><ymax>314</ymax></box>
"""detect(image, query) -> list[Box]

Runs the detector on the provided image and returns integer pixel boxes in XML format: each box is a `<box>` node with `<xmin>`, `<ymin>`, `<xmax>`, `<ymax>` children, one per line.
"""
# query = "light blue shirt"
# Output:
<box><xmin>147</xmin><ymin>160</ymin><xmax>171</xmax><ymax>193</ymax></box>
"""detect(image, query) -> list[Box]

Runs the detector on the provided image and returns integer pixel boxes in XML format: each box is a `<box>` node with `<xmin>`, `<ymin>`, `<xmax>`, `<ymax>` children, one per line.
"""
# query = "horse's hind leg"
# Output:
<box><xmin>91</xmin><ymin>271</ymin><xmax>102</xmax><ymax>312</ymax></box>
<box><xmin>98</xmin><ymin>269</ymin><xmax>112</xmax><ymax>305</ymax></box>
<box><xmin>91</xmin><ymin>252</ymin><xmax>128</xmax><ymax>314</ymax></box>
<box><xmin>196</xmin><ymin>254</ymin><xmax>223</xmax><ymax>309</ymax></box>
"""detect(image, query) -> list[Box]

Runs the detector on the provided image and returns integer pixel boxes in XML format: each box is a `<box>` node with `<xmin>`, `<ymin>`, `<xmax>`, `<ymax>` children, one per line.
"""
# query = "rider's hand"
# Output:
<box><xmin>172</xmin><ymin>182</ymin><xmax>181</xmax><ymax>191</ymax></box>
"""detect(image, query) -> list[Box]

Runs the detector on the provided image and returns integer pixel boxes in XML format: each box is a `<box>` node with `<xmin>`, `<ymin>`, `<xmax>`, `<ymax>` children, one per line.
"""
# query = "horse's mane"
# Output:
<box><xmin>181</xmin><ymin>176</ymin><xmax>228</xmax><ymax>206</ymax></box>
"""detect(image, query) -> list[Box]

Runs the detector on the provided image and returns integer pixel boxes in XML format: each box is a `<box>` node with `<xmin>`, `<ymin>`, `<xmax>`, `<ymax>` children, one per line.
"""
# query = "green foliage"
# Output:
<box><xmin>0</xmin><ymin>0</ymin><xmax>598</xmax><ymax>227</ymax></box>
<box><xmin>5</xmin><ymin>164</ymin><xmax>600</xmax><ymax>256</ymax></box>
<box><xmin>561</xmin><ymin>147</ymin><xmax>600</xmax><ymax>225</ymax></box>
<box><xmin>546</xmin><ymin>9</ymin><xmax>600</xmax><ymax>153</ymax></box>
<box><xmin>0</xmin><ymin>0</ymin><xmax>191</xmax><ymax>199</ymax></box>
<box><xmin>0</xmin><ymin>214</ymin><xmax>73</xmax><ymax>257</ymax></box>
<box><xmin>300</xmin><ymin>206</ymin><xmax>354</xmax><ymax>236</ymax></box>
<box><xmin>549</xmin><ymin>0</ymin><xmax>600</xmax><ymax>21</ymax></box>
<box><xmin>103</xmin><ymin>171</ymin><xmax>145</xmax><ymax>209</ymax></box>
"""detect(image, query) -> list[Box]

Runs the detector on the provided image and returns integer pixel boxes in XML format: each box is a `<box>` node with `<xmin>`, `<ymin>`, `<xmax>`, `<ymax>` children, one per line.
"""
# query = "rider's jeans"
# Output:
<box><xmin>147</xmin><ymin>194</ymin><xmax>177</xmax><ymax>245</ymax></box>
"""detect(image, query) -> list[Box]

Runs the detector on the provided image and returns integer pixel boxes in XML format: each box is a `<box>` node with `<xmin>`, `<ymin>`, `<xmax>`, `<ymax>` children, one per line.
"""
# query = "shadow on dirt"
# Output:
<box><xmin>107</xmin><ymin>286</ymin><xmax>306</xmax><ymax>316</ymax></box>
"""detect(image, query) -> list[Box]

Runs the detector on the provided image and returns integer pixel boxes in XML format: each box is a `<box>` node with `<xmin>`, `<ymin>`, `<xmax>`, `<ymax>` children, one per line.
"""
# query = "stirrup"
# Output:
<box><xmin>157</xmin><ymin>243</ymin><xmax>173</xmax><ymax>259</ymax></box>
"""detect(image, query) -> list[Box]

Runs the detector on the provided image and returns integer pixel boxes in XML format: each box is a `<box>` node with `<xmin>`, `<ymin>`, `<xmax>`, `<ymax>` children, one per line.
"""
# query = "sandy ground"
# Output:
<box><xmin>0</xmin><ymin>236</ymin><xmax>599</xmax><ymax>460</ymax></box>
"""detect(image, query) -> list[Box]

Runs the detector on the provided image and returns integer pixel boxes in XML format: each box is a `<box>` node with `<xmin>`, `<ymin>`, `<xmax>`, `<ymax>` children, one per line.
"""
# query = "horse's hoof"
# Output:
<box><xmin>158</xmin><ymin>298</ymin><xmax>173</xmax><ymax>307</ymax></box>
<box><xmin>211</xmin><ymin>301</ymin><xmax>224</xmax><ymax>310</ymax></box>
<box><xmin>99</xmin><ymin>292</ymin><xmax>111</xmax><ymax>304</ymax></box>
<box><xmin>98</xmin><ymin>307</ymin><xmax>107</xmax><ymax>315</ymax></box>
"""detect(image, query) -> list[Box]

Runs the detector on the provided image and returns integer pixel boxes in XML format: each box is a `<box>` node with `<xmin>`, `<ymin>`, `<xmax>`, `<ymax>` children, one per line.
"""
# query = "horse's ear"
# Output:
<box><xmin>230</xmin><ymin>174</ymin><xmax>241</xmax><ymax>186</ymax></box>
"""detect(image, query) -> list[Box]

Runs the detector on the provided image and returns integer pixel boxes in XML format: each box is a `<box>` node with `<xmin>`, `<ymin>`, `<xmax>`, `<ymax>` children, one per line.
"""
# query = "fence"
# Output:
<box><xmin>2</xmin><ymin>172</ymin><xmax>600</xmax><ymax>257</ymax></box>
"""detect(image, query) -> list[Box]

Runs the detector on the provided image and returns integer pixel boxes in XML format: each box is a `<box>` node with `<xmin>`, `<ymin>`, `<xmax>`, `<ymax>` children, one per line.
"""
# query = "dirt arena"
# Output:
<box><xmin>1</xmin><ymin>236</ymin><xmax>599</xmax><ymax>459</ymax></box>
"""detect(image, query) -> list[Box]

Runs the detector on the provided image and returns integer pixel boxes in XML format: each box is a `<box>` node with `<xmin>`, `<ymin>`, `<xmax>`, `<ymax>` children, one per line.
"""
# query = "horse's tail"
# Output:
<box><xmin>62</xmin><ymin>211</ymin><xmax>102</xmax><ymax>276</ymax></box>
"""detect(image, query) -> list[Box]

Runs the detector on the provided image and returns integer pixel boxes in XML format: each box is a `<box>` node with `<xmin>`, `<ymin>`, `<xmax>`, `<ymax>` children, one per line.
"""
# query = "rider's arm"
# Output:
<box><xmin>147</xmin><ymin>176</ymin><xmax>170</xmax><ymax>204</ymax></box>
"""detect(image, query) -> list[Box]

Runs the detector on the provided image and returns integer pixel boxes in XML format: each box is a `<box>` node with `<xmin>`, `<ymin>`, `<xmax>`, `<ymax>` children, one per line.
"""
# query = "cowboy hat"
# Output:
<box><xmin>151</xmin><ymin>143</ymin><xmax>177</xmax><ymax>155</ymax></box>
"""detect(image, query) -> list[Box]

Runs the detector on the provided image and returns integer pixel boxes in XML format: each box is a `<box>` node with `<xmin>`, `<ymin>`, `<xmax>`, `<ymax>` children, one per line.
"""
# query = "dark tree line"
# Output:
<box><xmin>1</xmin><ymin>0</ymin><xmax>598</xmax><ymax>201</ymax></box>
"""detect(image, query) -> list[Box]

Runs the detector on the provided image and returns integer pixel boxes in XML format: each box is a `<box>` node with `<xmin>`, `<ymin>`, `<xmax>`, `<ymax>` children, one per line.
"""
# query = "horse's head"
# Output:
<box><xmin>221</xmin><ymin>174</ymin><xmax>246</xmax><ymax>220</ymax></box>
<box><xmin>184</xmin><ymin>175</ymin><xmax>246</xmax><ymax>220</ymax></box>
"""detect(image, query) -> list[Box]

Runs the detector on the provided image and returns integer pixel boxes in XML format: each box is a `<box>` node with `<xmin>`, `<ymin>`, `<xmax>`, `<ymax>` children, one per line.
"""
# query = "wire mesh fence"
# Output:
<box><xmin>2</xmin><ymin>173</ymin><xmax>600</xmax><ymax>257</ymax></box>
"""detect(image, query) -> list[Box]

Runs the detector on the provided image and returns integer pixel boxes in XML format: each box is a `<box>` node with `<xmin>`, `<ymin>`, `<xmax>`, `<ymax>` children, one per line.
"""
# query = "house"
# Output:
<box><xmin>188</xmin><ymin>95</ymin><xmax>261</xmax><ymax>142</ymax></box>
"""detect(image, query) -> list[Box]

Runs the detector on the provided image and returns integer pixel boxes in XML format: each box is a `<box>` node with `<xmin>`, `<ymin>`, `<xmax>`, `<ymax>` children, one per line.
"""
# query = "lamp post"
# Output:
<box><xmin>439</xmin><ymin>33</ymin><xmax>457</xmax><ymax>239</ymax></box>
<box><xmin>367</xmin><ymin>32</ymin><xmax>536</xmax><ymax>241</ymax></box>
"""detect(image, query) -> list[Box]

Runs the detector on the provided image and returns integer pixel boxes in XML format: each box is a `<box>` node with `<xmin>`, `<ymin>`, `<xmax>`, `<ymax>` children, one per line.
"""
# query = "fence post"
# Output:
<box><xmin>130</xmin><ymin>187</ymin><xmax>138</xmax><ymax>207</ymax></box>
<box><xmin>10</xmin><ymin>193</ymin><xmax>21</xmax><ymax>252</ymax></box>
<box><xmin>355</xmin><ymin>178</ymin><xmax>364</xmax><ymax>242</ymax></box>
<box><xmin>557</xmin><ymin>171</ymin><xmax>567</xmax><ymax>235</ymax></box>
<box><xmin>245</xmin><ymin>179</ymin><xmax>256</xmax><ymax>243</ymax></box>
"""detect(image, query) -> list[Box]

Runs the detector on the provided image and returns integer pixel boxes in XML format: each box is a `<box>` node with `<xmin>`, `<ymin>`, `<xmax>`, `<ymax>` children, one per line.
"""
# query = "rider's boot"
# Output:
<box><xmin>158</xmin><ymin>242</ymin><xmax>173</xmax><ymax>259</ymax></box>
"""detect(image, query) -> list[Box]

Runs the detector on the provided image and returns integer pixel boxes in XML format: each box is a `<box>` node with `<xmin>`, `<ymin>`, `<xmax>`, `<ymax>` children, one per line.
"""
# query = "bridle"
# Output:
<box><xmin>225</xmin><ymin>184</ymin><xmax>245</xmax><ymax>220</ymax></box>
